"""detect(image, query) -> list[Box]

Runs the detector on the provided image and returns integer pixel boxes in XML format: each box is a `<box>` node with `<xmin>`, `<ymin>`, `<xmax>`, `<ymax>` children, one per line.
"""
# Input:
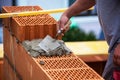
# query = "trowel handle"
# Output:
<box><xmin>55</xmin><ymin>20</ymin><xmax>71</xmax><ymax>39</ymax></box>
<box><xmin>60</xmin><ymin>20</ymin><xmax>71</xmax><ymax>34</ymax></box>
<box><xmin>64</xmin><ymin>20</ymin><xmax>71</xmax><ymax>29</ymax></box>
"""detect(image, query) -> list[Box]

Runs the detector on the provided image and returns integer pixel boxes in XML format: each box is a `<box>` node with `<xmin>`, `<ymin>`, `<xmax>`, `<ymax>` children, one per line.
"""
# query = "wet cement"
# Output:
<box><xmin>22</xmin><ymin>35</ymin><xmax>72</xmax><ymax>57</ymax></box>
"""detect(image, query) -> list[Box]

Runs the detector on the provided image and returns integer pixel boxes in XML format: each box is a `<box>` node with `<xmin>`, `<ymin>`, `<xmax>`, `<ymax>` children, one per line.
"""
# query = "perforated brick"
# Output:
<box><xmin>37</xmin><ymin>57</ymin><xmax>88</xmax><ymax>70</ymax></box>
<box><xmin>2</xmin><ymin>6</ymin><xmax>58</xmax><ymax>42</ymax></box>
<box><xmin>46</xmin><ymin>68</ymin><xmax>103</xmax><ymax>80</ymax></box>
<box><xmin>34</xmin><ymin>54</ymin><xmax>104</xmax><ymax>80</ymax></box>
<box><xmin>11</xmin><ymin>17</ymin><xmax>57</xmax><ymax>41</ymax></box>
<box><xmin>2</xmin><ymin>6</ymin><xmax>42</xmax><ymax>28</ymax></box>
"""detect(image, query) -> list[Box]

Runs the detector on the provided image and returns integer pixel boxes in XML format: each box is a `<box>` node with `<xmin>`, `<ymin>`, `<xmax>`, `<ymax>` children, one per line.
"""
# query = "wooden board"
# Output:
<box><xmin>65</xmin><ymin>41</ymin><xmax>109</xmax><ymax>62</ymax></box>
<box><xmin>0</xmin><ymin>44</ymin><xmax>3</xmax><ymax>59</ymax></box>
<box><xmin>65</xmin><ymin>41</ymin><xmax>108</xmax><ymax>56</ymax></box>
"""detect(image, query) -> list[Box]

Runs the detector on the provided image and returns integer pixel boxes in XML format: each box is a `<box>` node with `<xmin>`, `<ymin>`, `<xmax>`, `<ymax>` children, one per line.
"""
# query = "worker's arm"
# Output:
<box><xmin>58</xmin><ymin>0</ymin><xmax>95</xmax><ymax>31</ymax></box>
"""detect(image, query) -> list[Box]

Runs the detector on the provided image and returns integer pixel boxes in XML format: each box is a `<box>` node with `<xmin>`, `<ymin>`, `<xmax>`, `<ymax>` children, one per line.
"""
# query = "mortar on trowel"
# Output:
<box><xmin>22</xmin><ymin>35</ymin><xmax>72</xmax><ymax>57</ymax></box>
<box><xmin>22</xmin><ymin>21</ymin><xmax>72</xmax><ymax>57</ymax></box>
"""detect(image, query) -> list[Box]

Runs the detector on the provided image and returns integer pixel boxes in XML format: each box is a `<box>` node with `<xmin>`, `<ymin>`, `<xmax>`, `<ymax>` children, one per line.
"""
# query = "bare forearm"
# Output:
<box><xmin>64</xmin><ymin>0</ymin><xmax>95</xmax><ymax>18</ymax></box>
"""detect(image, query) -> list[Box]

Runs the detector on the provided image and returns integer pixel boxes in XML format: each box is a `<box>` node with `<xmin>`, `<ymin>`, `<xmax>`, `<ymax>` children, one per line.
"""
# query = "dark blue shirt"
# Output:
<box><xmin>96</xmin><ymin>0</ymin><xmax>120</xmax><ymax>53</ymax></box>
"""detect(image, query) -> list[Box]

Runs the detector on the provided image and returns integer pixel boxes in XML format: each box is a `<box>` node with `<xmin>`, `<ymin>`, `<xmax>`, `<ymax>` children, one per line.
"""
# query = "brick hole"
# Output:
<box><xmin>37</xmin><ymin>58</ymin><xmax>87</xmax><ymax>70</ymax></box>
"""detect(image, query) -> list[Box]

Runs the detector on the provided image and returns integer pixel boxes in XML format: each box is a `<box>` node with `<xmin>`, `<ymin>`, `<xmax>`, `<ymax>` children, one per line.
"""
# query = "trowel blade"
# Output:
<box><xmin>38</xmin><ymin>35</ymin><xmax>61</xmax><ymax>53</ymax></box>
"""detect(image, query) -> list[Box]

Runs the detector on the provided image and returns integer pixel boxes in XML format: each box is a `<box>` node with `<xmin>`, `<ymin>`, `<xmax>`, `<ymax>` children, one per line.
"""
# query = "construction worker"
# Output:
<box><xmin>58</xmin><ymin>0</ymin><xmax>120</xmax><ymax>80</ymax></box>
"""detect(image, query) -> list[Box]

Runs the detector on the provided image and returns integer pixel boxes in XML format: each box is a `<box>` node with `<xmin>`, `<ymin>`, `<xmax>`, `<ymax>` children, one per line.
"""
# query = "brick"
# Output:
<box><xmin>2</xmin><ymin>6</ymin><xmax>42</xmax><ymax>29</ymax></box>
<box><xmin>46</xmin><ymin>68</ymin><xmax>102</xmax><ymax>80</ymax></box>
<box><xmin>11</xmin><ymin>17</ymin><xmax>57</xmax><ymax>42</ymax></box>
<box><xmin>36</xmin><ymin>57</ymin><xmax>88</xmax><ymax>70</ymax></box>
<box><xmin>3</xmin><ymin>56</ymin><xmax>21</xmax><ymax>80</ymax></box>
<box><xmin>2</xmin><ymin>6</ymin><xmax>58</xmax><ymax>42</ymax></box>
<box><xmin>0</xmin><ymin>59</ymin><xmax>3</xmax><ymax>80</ymax></box>
<box><xmin>3</xmin><ymin>27</ymin><xmax>13</xmax><ymax>63</ymax></box>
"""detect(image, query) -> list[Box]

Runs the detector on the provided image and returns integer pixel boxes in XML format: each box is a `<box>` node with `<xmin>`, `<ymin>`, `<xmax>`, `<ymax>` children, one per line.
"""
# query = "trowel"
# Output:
<box><xmin>38</xmin><ymin>35</ymin><xmax>60</xmax><ymax>54</ymax></box>
<box><xmin>38</xmin><ymin>20</ymin><xmax>71</xmax><ymax>54</ymax></box>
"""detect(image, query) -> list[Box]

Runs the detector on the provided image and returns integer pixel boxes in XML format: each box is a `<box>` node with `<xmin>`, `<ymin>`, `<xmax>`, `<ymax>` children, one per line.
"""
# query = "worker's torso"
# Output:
<box><xmin>96</xmin><ymin>0</ymin><xmax>120</xmax><ymax>52</ymax></box>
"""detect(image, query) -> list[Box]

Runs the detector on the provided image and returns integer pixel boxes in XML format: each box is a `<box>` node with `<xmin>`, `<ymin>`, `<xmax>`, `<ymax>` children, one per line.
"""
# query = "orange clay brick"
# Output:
<box><xmin>11</xmin><ymin>16</ymin><xmax>57</xmax><ymax>42</ymax></box>
<box><xmin>0</xmin><ymin>59</ymin><xmax>3</xmax><ymax>80</ymax></box>
<box><xmin>3</xmin><ymin>56</ymin><xmax>21</xmax><ymax>80</ymax></box>
<box><xmin>46</xmin><ymin>68</ymin><xmax>103</xmax><ymax>80</ymax></box>
<box><xmin>34</xmin><ymin>55</ymin><xmax>103</xmax><ymax>80</ymax></box>
<box><xmin>44</xmin><ymin>18</ymin><xmax>57</xmax><ymax>37</ymax></box>
<box><xmin>3</xmin><ymin>27</ymin><xmax>13</xmax><ymax>64</ymax></box>
<box><xmin>2</xmin><ymin>6</ymin><xmax>42</xmax><ymax>28</ymax></box>
<box><xmin>36</xmin><ymin>57</ymin><xmax>88</xmax><ymax>70</ymax></box>
<box><xmin>2</xmin><ymin>6</ymin><xmax>58</xmax><ymax>42</ymax></box>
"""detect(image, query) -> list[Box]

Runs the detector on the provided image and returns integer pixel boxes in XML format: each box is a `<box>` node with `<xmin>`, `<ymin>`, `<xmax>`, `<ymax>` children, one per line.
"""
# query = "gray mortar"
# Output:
<box><xmin>22</xmin><ymin>35</ymin><xmax>72</xmax><ymax>57</ymax></box>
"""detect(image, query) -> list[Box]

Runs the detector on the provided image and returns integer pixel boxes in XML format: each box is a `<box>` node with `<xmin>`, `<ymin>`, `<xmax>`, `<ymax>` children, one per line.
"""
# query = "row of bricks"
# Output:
<box><xmin>4</xmin><ymin>55</ymin><xmax>103</xmax><ymax>80</ymax></box>
<box><xmin>2</xmin><ymin>6</ymin><xmax>42</xmax><ymax>28</ymax></box>
<box><xmin>3</xmin><ymin>27</ymin><xmax>103</xmax><ymax>80</ymax></box>
<box><xmin>2</xmin><ymin>6</ymin><xmax>58</xmax><ymax>42</ymax></box>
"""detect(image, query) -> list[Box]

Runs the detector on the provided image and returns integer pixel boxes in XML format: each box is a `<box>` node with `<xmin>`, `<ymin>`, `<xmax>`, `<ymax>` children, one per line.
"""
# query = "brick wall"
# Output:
<box><xmin>2</xmin><ymin>6</ymin><xmax>103</xmax><ymax>80</ymax></box>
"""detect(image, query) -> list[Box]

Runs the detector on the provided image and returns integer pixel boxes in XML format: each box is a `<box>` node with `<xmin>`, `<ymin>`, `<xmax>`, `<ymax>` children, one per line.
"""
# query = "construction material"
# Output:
<box><xmin>22</xmin><ymin>35</ymin><xmax>72</xmax><ymax>57</ymax></box>
<box><xmin>0</xmin><ymin>59</ymin><xmax>3</xmax><ymax>80</ymax></box>
<box><xmin>2</xmin><ymin>6</ymin><xmax>58</xmax><ymax>42</ymax></box>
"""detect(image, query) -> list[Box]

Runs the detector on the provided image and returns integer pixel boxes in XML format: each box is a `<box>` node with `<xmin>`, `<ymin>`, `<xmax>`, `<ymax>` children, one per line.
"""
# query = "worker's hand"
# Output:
<box><xmin>58</xmin><ymin>14</ymin><xmax>71</xmax><ymax>35</ymax></box>
<box><xmin>113</xmin><ymin>43</ymin><xmax>120</xmax><ymax>66</ymax></box>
